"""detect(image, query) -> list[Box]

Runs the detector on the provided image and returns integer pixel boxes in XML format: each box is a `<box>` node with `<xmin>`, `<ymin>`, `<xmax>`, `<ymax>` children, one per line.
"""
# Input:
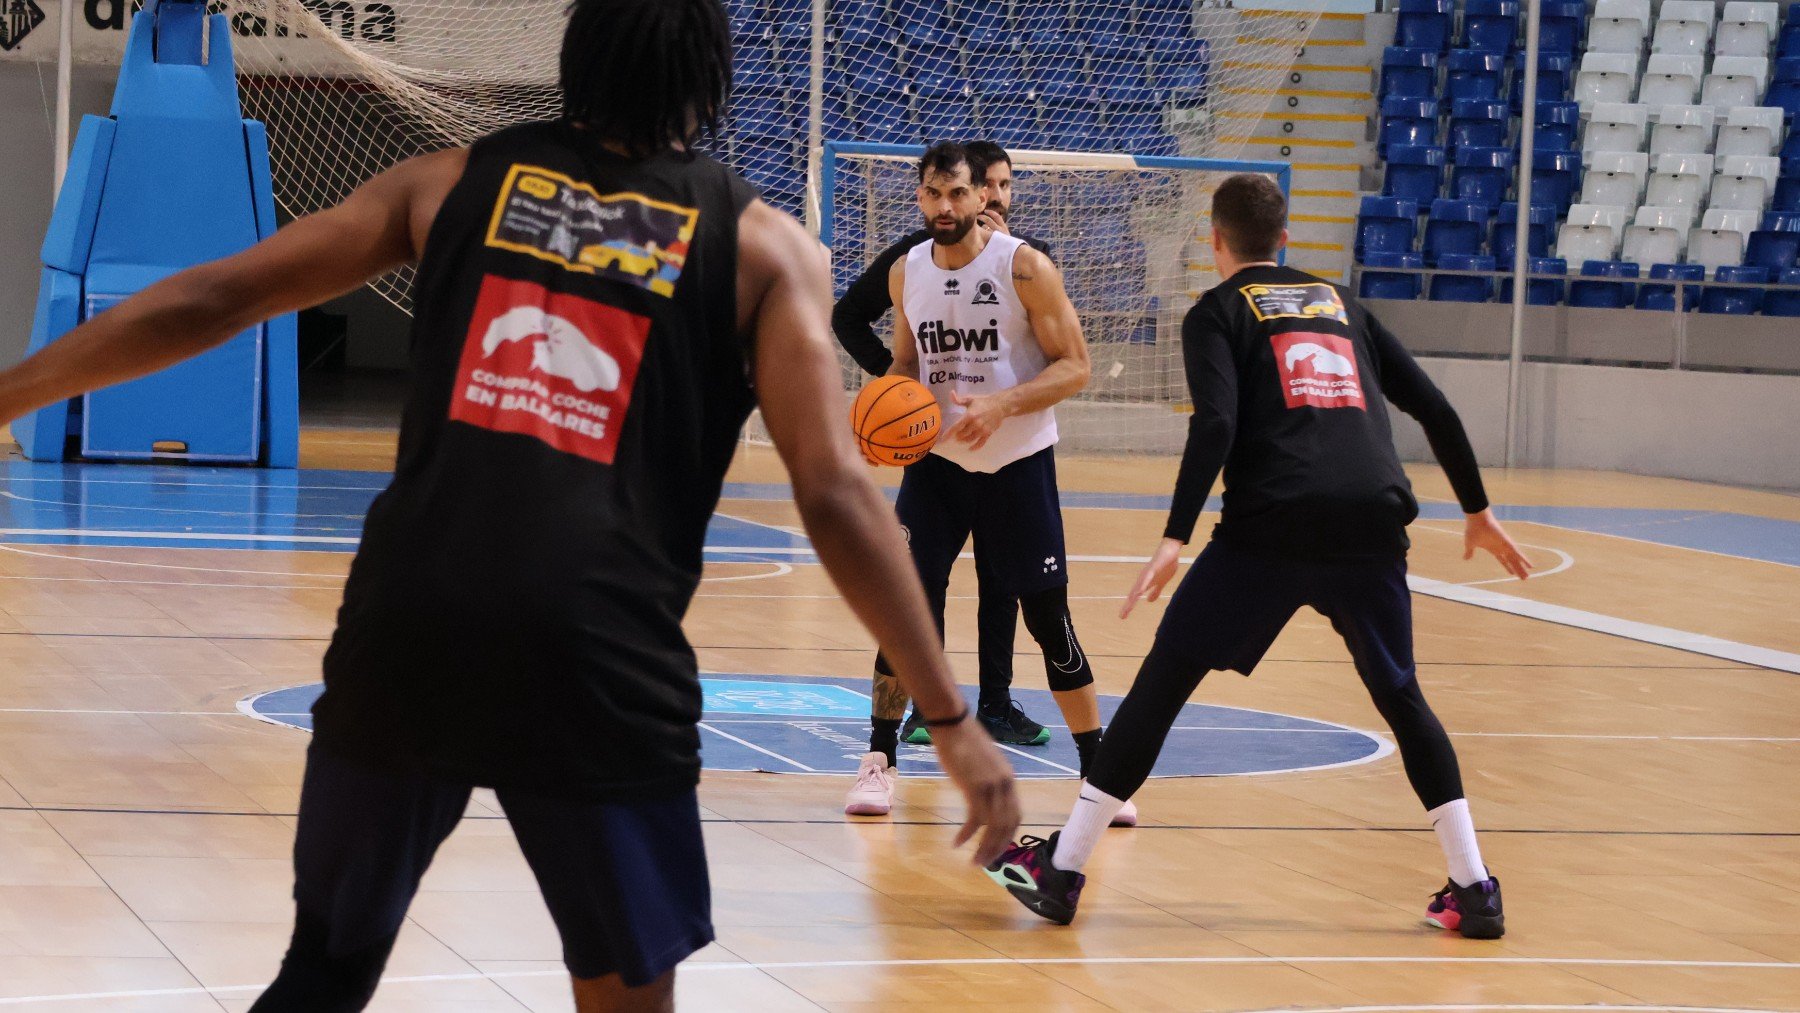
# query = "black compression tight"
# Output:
<box><xmin>1018</xmin><ymin>585</ymin><xmax>1095</xmax><ymax>693</ymax></box>
<box><xmin>248</xmin><ymin>909</ymin><xmax>397</xmax><ymax>1012</ymax></box>
<box><xmin>1087</xmin><ymin>642</ymin><xmax>1464</xmax><ymax>810</ymax></box>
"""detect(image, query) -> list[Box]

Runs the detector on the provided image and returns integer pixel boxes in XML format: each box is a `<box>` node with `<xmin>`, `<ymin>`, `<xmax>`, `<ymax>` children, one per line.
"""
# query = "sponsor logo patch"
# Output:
<box><xmin>0</xmin><ymin>0</ymin><xmax>45</xmax><ymax>51</ymax></box>
<box><xmin>1270</xmin><ymin>331</ymin><xmax>1365</xmax><ymax>410</ymax></box>
<box><xmin>449</xmin><ymin>275</ymin><xmax>651</xmax><ymax>463</ymax></box>
<box><xmin>1240</xmin><ymin>283</ymin><xmax>1349</xmax><ymax>326</ymax></box>
<box><xmin>485</xmin><ymin>164</ymin><xmax>698</xmax><ymax>297</ymax></box>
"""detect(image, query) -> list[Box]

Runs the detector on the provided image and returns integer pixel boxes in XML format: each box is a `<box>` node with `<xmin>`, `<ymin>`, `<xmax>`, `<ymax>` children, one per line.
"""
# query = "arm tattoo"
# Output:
<box><xmin>1011</xmin><ymin>269</ymin><xmax>1035</xmax><ymax>282</ymax></box>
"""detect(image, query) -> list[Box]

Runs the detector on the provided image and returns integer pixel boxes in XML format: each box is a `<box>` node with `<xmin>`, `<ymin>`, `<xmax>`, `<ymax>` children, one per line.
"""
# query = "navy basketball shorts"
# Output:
<box><xmin>289</xmin><ymin>744</ymin><xmax>714</xmax><ymax>986</ymax></box>
<box><xmin>895</xmin><ymin>446</ymin><xmax>1069</xmax><ymax>602</ymax></box>
<box><xmin>1153</xmin><ymin>539</ymin><xmax>1417</xmax><ymax>691</ymax></box>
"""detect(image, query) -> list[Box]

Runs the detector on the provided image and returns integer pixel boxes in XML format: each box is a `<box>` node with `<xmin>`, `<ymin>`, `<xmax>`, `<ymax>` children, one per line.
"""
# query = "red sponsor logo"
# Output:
<box><xmin>1270</xmin><ymin>331</ymin><xmax>1365</xmax><ymax>410</ymax></box>
<box><xmin>449</xmin><ymin>275</ymin><xmax>651</xmax><ymax>464</ymax></box>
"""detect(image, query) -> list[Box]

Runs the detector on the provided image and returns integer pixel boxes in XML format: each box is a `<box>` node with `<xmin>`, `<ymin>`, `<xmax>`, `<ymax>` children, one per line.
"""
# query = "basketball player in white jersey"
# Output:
<box><xmin>845</xmin><ymin>143</ymin><xmax>1135</xmax><ymax>827</ymax></box>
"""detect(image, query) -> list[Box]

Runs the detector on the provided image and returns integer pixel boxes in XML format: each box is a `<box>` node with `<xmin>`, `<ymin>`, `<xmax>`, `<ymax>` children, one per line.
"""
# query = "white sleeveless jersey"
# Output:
<box><xmin>902</xmin><ymin>232</ymin><xmax>1058</xmax><ymax>473</ymax></box>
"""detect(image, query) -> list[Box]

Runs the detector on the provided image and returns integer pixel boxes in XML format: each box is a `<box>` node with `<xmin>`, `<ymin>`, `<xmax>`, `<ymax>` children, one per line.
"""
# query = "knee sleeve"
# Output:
<box><xmin>1368</xmin><ymin>677</ymin><xmax>1465</xmax><ymax>811</ymax></box>
<box><xmin>1019</xmin><ymin>586</ymin><xmax>1093</xmax><ymax>692</ymax></box>
<box><xmin>249</xmin><ymin>909</ymin><xmax>397</xmax><ymax>1012</ymax></box>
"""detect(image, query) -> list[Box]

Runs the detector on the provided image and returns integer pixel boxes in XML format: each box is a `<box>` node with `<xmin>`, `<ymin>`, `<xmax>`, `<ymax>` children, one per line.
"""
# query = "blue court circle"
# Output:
<box><xmin>240</xmin><ymin>673</ymin><xmax>1390</xmax><ymax>779</ymax></box>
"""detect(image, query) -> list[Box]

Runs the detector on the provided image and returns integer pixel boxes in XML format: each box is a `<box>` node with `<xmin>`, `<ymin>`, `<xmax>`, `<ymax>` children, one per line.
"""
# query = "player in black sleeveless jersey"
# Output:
<box><xmin>985</xmin><ymin>175</ymin><xmax>1530</xmax><ymax>939</ymax></box>
<box><xmin>0</xmin><ymin>2</ymin><xmax>1018</xmax><ymax>1009</ymax></box>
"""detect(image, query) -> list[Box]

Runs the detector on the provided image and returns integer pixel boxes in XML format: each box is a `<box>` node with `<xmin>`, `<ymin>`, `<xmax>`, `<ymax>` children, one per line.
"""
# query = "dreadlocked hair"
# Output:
<box><xmin>560</xmin><ymin>0</ymin><xmax>732</xmax><ymax>157</ymax></box>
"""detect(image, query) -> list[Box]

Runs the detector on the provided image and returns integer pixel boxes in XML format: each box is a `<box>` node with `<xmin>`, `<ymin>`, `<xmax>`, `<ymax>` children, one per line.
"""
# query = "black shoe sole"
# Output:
<box><xmin>1458</xmin><ymin>912</ymin><xmax>1505</xmax><ymax>939</ymax></box>
<box><xmin>1003</xmin><ymin>884</ymin><xmax>1077</xmax><ymax>925</ymax></box>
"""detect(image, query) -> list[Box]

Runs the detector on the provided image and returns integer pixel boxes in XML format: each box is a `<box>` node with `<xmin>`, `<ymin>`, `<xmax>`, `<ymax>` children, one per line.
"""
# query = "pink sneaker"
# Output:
<box><xmin>1110</xmin><ymin>797</ymin><xmax>1139</xmax><ymax>827</ymax></box>
<box><xmin>843</xmin><ymin>752</ymin><xmax>896</xmax><ymax>816</ymax></box>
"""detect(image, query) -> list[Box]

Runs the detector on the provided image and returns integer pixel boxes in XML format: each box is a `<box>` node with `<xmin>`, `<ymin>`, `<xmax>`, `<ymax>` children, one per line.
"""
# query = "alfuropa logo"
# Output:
<box><xmin>1</xmin><ymin>0</ymin><xmax>46</xmax><ymax>52</ymax></box>
<box><xmin>916</xmin><ymin>319</ymin><xmax>998</xmax><ymax>354</ymax></box>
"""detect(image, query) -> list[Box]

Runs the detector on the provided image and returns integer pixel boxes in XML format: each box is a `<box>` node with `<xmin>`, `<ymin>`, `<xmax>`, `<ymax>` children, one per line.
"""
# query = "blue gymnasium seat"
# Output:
<box><xmin>1531</xmin><ymin>151</ymin><xmax>1583</xmax><ymax>214</ymax></box>
<box><xmin>1446</xmin><ymin>50</ymin><xmax>1506</xmax><ymax>102</ymax></box>
<box><xmin>1384</xmin><ymin>144</ymin><xmax>1447</xmax><ymax>203</ymax></box>
<box><xmin>1423</xmin><ymin>198</ymin><xmax>1487</xmax><ymax>265</ymax></box>
<box><xmin>1498</xmin><ymin>256</ymin><xmax>1569</xmax><ymax>304</ymax></box>
<box><xmin>1382</xmin><ymin>47</ymin><xmax>1439</xmax><ymax>99</ymax></box>
<box><xmin>1568</xmin><ymin>260</ymin><xmax>1639</xmax><ymax>309</ymax></box>
<box><xmin>1746</xmin><ymin>230</ymin><xmax>1800</xmax><ymax>272</ymax></box>
<box><xmin>1762</xmin><ymin>266</ymin><xmax>1800</xmax><ymax>314</ymax></box>
<box><xmin>1360</xmin><ymin>251</ymin><xmax>1425</xmax><ymax>299</ymax></box>
<box><xmin>1397</xmin><ymin>0</ymin><xmax>1454</xmax><ymax>52</ymax></box>
<box><xmin>1540</xmin><ymin>0</ymin><xmax>1587</xmax><ymax>54</ymax></box>
<box><xmin>1493</xmin><ymin>202</ymin><xmax>1556</xmax><ymax>262</ymax></box>
<box><xmin>1451</xmin><ymin>146</ymin><xmax>1514</xmax><ymax>207</ymax></box>
<box><xmin>1357</xmin><ymin>197</ymin><xmax>1421</xmax><ymax>259</ymax></box>
<box><xmin>1463</xmin><ymin>0</ymin><xmax>1519</xmax><ymax>52</ymax></box>
<box><xmin>1512</xmin><ymin>53</ymin><xmax>1575</xmax><ymax>109</ymax></box>
<box><xmin>1430</xmin><ymin>252</ymin><xmax>1497</xmax><ymax>301</ymax></box>
<box><xmin>1635</xmin><ymin>263</ymin><xmax>1705</xmax><ymax>311</ymax></box>
<box><xmin>1702</xmin><ymin>265</ymin><xmax>1771</xmax><ymax>314</ymax></box>
<box><xmin>1380</xmin><ymin>97</ymin><xmax>1439</xmax><ymax>156</ymax></box>
<box><xmin>1530</xmin><ymin>101</ymin><xmax>1581</xmax><ymax>151</ymax></box>
<box><xmin>1449</xmin><ymin>99</ymin><xmax>1509</xmax><ymax>155</ymax></box>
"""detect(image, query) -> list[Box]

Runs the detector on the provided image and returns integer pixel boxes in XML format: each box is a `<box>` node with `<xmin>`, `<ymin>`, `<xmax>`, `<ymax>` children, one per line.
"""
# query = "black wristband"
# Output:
<box><xmin>922</xmin><ymin>705</ymin><xmax>970</xmax><ymax>728</ymax></box>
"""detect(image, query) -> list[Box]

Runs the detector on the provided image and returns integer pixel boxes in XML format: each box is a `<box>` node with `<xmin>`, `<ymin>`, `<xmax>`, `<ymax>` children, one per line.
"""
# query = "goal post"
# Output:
<box><xmin>821</xmin><ymin>140</ymin><xmax>1290</xmax><ymax>455</ymax></box>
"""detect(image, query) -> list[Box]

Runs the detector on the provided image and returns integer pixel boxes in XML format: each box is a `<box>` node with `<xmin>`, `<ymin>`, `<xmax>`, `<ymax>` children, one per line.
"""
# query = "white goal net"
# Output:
<box><xmin>213</xmin><ymin>0</ymin><xmax>1323</xmax><ymax>450</ymax></box>
<box><xmin>825</xmin><ymin>146</ymin><xmax>1287</xmax><ymax>454</ymax></box>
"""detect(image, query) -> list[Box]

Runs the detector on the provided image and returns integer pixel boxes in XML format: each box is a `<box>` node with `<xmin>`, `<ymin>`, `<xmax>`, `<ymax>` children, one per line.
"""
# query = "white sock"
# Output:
<box><xmin>1051</xmin><ymin>781</ymin><xmax>1126</xmax><ymax>872</ymax></box>
<box><xmin>1428</xmin><ymin>798</ymin><xmax>1489</xmax><ymax>888</ymax></box>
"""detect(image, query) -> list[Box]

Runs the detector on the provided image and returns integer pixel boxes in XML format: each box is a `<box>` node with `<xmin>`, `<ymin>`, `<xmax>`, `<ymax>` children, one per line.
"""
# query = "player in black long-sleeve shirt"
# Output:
<box><xmin>985</xmin><ymin>175</ymin><xmax>1534</xmax><ymax>939</ymax></box>
<box><xmin>832</xmin><ymin>142</ymin><xmax>1059</xmax><ymax>750</ymax></box>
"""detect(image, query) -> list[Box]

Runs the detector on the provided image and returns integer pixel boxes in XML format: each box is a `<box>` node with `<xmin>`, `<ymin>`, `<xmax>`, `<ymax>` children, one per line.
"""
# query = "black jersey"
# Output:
<box><xmin>1164</xmin><ymin>264</ymin><xmax>1488</xmax><ymax>559</ymax></box>
<box><xmin>313</xmin><ymin>122</ymin><xmax>760</xmax><ymax>799</ymax></box>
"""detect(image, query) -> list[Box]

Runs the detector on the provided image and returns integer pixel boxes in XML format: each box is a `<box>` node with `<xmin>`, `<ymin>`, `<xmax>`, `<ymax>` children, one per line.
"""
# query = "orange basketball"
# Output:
<box><xmin>851</xmin><ymin>376</ymin><xmax>941</xmax><ymax>467</ymax></box>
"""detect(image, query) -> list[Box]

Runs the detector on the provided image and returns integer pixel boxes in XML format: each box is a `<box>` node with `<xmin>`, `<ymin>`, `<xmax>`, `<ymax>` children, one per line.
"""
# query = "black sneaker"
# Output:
<box><xmin>900</xmin><ymin>708</ymin><xmax>932</xmax><ymax>745</ymax></box>
<box><xmin>977</xmin><ymin>698</ymin><xmax>1051</xmax><ymax>746</ymax></box>
<box><xmin>985</xmin><ymin>832</ymin><xmax>1085</xmax><ymax>925</ymax></box>
<box><xmin>1425</xmin><ymin>875</ymin><xmax>1505</xmax><ymax>939</ymax></box>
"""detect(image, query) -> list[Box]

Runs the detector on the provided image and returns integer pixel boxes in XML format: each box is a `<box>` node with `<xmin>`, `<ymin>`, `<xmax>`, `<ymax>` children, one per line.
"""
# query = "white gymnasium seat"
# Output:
<box><xmin>1687</xmin><ymin>229</ymin><xmax>1745</xmax><ymax>272</ymax></box>
<box><xmin>1557</xmin><ymin>203</ymin><xmax>1632</xmax><ymax>262</ymax></box>
<box><xmin>1583</xmin><ymin>103</ymin><xmax>1650</xmax><ymax>152</ymax></box>
<box><xmin>1576</xmin><ymin>51</ymin><xmax>1642</xmax><ymax>110</ymax></box>
<box><xmin>1639</xmin><ymin>54</ymin><xmax>1705</xmax><ymax>110</ymax></box>
<box><xmin>1646</xmin><ymin>153</ymin><xmax>1713</xmax><ymax>225</ymax></box>
<box><xmin>1588</xmin><ymin>150</ymin><xmax>1651</xmax><ymax>193</ymax></box>
<box><xmin>1708</xmin><ymin>153</ymin><xmax>1781</xmax><ymax>212</ymax></box>
<box><xmin>1715</xmin><ymin>2</ymin><xmax>1780</xmax><ymax>58</ymax></box>
<box><xmin>1622</xmin><ymin>206</ymin><xmax>1689</xmax><ymax>266</ymax></box>
<box><xmin>1589</xmin><ymin>0</ymin><xmax>1652</xmax><ymax>54</ymax></box>
<box><xmin>1649</xmin><ymin>104</ymin><xmax>1716</xmax><ymax>154</ymax></box>
<box><xmin>1651</xmin><ymin>1</ymin><xmax>1716</xmax><ymax>57</ymax></box>
<box><xmin>1714</xmin><ymin>106</ymin><xmax>1784</xmax><ymax>157</ymax></box>
<box><xmin>1689</xmin><ymin>207</ymin><xmax>1756</xmax><ymax>271</ymax></box>
<box><xmin>1701</xmin><ymin>56</ymin><xmax>1771</xmax><ymax>110</ymax></box>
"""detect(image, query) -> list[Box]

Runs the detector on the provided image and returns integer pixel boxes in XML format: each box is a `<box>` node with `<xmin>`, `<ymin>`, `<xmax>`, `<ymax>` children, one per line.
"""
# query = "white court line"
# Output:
<box><xmin>0</xmin><ymin>542</ymin><xmax>346</xmax><ymax>579</ymax></box>
<box><xmin>696</xmin><ymin>721</ymin><xmax>817</xmax><ymax>772</ymax></box>
<box><xmin>0</xmin><ymin>955</ymin><xmax>1792</xmax><ymax>1007</ymax></box>
<box><xmin>10</xmin><ymin>706</ymin><xmax>1790</xmax><ymax>744</ymax></box>
<box><xmin>1407</xmin><ymin>575</ymin><xmax>1800</xmax><ymax>675</ymax></box>
<box><xmin>0</xmin><ymin>527</ymin><xmax>359</xmax><ymax>545</ymax></box>
<box><xmin>700</xmin><ymin>562</ymin><xmax>794</xmax><ymax>582</ymax></box>
<box><xmin>996</xmin><ymin>741</ymin><xmax>1082</xmax><ymax>775</ymax></box>
<box><xmin>0</xmin><ymin>488</ymin><xmax>363</xmax><ymax>520</ymax></box>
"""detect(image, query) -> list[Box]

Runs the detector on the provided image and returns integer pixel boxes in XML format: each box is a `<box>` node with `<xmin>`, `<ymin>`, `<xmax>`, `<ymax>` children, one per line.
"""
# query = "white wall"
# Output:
<box><xmin>1392</xmin><ymin>359</ymin><xmax>1800</xmax><ymax>490</ymax></box>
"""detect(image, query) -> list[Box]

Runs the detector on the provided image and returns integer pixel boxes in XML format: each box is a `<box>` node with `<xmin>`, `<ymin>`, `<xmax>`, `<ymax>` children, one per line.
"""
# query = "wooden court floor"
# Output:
<box><xmin>0</xmin><ymin>433</ymin><xmax>1795</xmax><ymax>1011</ymax></box>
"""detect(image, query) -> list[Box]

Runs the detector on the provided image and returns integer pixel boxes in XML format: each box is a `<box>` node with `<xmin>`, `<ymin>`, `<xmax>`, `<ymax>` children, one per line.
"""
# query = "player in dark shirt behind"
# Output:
<box><xmin>832</xmin><ymin>141</ymin><xmax>1060</xmax><ymax>749</ymax></box>
<box><xmin>0</xmin><ymin>1</ymin><xmax>1018</xmax><ymax>1009</ymax></box>
<box><xmin>984</xmin><ymin>174</ymin><xmax>1531</xmax><ymax>939</ymax></box>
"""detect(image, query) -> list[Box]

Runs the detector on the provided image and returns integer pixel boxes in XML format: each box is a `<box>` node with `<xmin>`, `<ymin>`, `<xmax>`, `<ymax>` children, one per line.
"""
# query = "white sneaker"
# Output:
<box><xmin>844</xmin><ymin>752</ymin><xmax>896</xmax><ymax>816</ymax></box>
<box><xmin>1110</xmin><ymin>797</ymin><xmax>1139</xmax><ymax>828</ymax></box>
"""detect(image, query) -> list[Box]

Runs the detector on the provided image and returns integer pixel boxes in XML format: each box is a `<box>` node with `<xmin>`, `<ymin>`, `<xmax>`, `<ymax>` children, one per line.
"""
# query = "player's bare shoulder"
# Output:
<box><xmin>887</xmin><ymin>246</ymin><xmax>909</xmax><ymax>303</ymax></box>
<box><xmin>1010</xmin><ymin>244</ymin><xmax>1060</xmax><ymax>288</ymax></box>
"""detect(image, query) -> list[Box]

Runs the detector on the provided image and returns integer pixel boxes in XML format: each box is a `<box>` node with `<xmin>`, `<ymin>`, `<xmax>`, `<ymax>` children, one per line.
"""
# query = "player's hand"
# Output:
<box><xmin>978</xmin><ymin>208</ymin><xmax>1011</xmax><ymax>235</ymax></box>
<box><xmin>945</xmin><ymin>391</ymin><xmax>1007</xmax><ymax>451</ymax></box>
<box><xmin>1463</xmin><ymin>508</ymin><xmax>1533</xmax><ymax>580</ymax></box>
<box><xmin>1122</xmin><ymin>537</ymin><xmax>1185</xmax><ymax>619</ymax></box>
<box><xmin>930</xmin><ymin>714</ymin><xmax>1021</xmax><ymax>865</ymax></box>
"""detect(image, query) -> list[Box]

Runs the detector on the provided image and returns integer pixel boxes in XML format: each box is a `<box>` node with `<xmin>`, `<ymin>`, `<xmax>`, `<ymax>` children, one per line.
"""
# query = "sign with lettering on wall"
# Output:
<box><xmin>0</xmin><ymin>1</ymin><xmax>558</xmax><ymax>83</ymax></box>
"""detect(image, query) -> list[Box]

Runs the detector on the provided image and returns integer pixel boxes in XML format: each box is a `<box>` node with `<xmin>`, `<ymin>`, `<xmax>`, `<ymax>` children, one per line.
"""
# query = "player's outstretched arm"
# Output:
<box><xmin>0</xmin><ymin>149</ymin><xmax>468</xmax><ymax>427</ymax></box>
<box><xmin>1365</xmin><ymin>311</ymin><xmax>1532</xmax><ymax>580</ymax></box>
<box><xmin>738</xmin><ymin>200</ymin><xmax>1019</xmax><ymax>862</ymax></box>
<box><xmin>944</xmin><ymin>245</ymin><xmax>1091</xmax><ymax>451</ymax></box>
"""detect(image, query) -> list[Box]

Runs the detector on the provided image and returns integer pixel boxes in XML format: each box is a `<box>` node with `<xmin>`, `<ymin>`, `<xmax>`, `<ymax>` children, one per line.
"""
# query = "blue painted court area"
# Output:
<box><xmin>240</xmin><ymin>673</ymin><xmax>1390</xmax><ymax>779</ymax></box>
<box><xmin>0</xmin><ymin>460</ymin><xmax>1795</xmax><ymax>566</ymax></box>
